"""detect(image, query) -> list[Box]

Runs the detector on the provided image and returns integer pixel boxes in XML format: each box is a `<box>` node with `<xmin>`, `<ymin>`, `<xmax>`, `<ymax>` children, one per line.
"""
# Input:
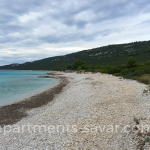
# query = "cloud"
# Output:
<box><xmin>0</xmin><ymin>0</ymin><xmax>150</xmax><ymax>65</ymax></box>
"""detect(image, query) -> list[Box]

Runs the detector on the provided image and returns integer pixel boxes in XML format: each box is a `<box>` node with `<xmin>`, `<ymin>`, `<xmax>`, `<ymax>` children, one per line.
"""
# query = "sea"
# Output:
<box><xmin>0</xmin><ymin>70</ymin><xmax>58</xmax><ymax>107</ymax></box>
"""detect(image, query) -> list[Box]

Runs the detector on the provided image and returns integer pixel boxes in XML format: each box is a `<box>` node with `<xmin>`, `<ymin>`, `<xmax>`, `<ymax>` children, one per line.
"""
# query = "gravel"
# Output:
<box><xmin>0</xmin><ymin>72</ymin><xmax>150</xmax><ymax>150</ymax></box>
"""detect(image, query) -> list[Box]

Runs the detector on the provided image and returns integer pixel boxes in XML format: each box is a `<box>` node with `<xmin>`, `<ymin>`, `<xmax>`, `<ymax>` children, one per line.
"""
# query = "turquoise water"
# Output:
<box><xmin>0</xmin><ymin>70</ymin><xmax>58</xmax><ymax>106</ymax></box>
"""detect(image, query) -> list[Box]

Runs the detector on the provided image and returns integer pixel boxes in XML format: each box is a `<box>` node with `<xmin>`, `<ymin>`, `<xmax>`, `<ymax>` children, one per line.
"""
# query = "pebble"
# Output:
<box><xmin>0</xmin><ymin>72</ymin><xmax>150</xmax><ymax>149</ymax></box>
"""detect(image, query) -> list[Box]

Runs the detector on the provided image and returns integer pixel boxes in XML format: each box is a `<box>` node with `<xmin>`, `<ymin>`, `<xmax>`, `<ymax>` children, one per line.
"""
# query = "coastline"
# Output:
<box><xmin>0</xmin><ymin>72</ymin><xmax>150</xmax><ymax>149</ymax></box>
<box><xmin>0</xmin><ymin>73</ymin><xmax>68</xmax><ymax>127</ymax></box>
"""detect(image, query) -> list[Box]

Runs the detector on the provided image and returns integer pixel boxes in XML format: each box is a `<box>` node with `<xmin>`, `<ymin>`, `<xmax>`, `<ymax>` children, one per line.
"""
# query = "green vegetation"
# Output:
<box><xmin>0</xmin><ymin>40</ymin><xmax>150</xmax><ymax>70</ymax></box>
<box><xmin>0</xmin><ymin>40</ymin><xmax>149</xmax><ymax>86</ymax></box>
<box><xmin>66</xmin><ymin>59</ymin><xmax>97</xmax><ymax>71</ymax></box>
<box><xmin>126</xmin><ymin>57</ymin><xmax>139</xmax><ymax>69</ymax></box>
<box><xmin>66</xmin><ymin>57</ymin><xmax>150</xmax><ymax>86</ymax></box>
<box><xmin>66</xmin><ymin>59</ymin><xmax>85</xmax><ymax>70</ymax></box>
<box><xmin>138</xmin><ymin>74</ymin><xmax>150</xmax><ymax>85</ymax></box>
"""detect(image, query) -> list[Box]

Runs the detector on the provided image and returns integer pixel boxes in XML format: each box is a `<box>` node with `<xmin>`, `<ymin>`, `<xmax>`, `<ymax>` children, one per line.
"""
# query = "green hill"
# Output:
<box><xmin>0</xmin><ymin>40</ymin><xmax>150</xmax><ymax>70</ymax></box>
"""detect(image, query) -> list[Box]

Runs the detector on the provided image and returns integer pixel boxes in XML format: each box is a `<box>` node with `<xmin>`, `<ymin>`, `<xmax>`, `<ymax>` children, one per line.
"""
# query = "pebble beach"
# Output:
<box><xmin>0</xmin><ymin>72</ymin><xmax>150</xmax><ymax>150</ymax></box>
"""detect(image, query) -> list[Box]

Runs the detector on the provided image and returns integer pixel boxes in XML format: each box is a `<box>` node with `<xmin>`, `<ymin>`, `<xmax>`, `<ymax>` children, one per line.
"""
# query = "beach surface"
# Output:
<box><xmin>0</xmin><ymin>72</ymin><xmax>150</xmax><ymax>149</ymax></box>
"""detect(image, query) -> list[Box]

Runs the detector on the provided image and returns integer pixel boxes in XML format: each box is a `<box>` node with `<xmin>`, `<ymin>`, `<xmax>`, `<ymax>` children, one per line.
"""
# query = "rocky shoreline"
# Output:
<box><xmin>0</xmin><ymin>74</ymin><xmax>68</xmax><ymax>127</ymax></box>
<box><xmin>0</xmin><ymin>72</ymin><xmax>150</xmax><ymax>149</ymax></box>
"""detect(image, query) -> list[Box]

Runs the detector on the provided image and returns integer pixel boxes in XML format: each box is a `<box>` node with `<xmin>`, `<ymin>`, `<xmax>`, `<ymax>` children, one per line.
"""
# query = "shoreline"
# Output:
<box><xmin>0</xmin><ymin>72</ymin><xmax>150</xmax><ymax>149</ymax></box>
<box><xmin>0</xmin><ymin>73</ymin><xmax>68</xmax><ymax>127</ymax></box>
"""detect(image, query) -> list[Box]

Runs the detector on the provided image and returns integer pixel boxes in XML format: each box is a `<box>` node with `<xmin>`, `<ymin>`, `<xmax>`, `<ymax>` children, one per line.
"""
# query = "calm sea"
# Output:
<box><xmin>0</xmin><ymin>70</ymin><xmax>58</xmax><ymax>106</ymax></box>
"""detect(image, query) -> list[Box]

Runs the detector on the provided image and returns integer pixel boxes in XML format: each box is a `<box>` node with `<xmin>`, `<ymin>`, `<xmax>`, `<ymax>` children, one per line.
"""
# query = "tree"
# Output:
<box><xmin>126</xmin><ymin>57</ymin><xmax>138</xmax><ymax>69</ymax></box>
<box><xmin>74</xmin><ymin>59</ymin><xmax>85</xmax><ymax>66</ymax></box>
<box><xmin>66</xmin><ymin>64</ymin><xmax>72</xmax><ymax>70</ymax></box>
<box><xmin>73</xmin><ymin>59</ymin><xmax>85</xmax><ymax>70</ymax></box>
<box><xmin>80</xmin><ymin>65</ymin><xmax>87</xmax><ymax>70</ymax></box>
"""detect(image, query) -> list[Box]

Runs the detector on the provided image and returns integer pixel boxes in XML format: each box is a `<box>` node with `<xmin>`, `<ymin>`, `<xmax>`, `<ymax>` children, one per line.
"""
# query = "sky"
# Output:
<box><xmin>0</xmin><ymin>0</ymin><xmax>150</xmax><ymax>66</ymax></box>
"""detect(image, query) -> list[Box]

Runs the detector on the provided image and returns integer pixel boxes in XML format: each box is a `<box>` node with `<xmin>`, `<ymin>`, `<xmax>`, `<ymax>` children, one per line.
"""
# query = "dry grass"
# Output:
<box><xmin>138</xmin><ymin>74</ymin><xmax>150</xmax><ymax>86</ymax></box>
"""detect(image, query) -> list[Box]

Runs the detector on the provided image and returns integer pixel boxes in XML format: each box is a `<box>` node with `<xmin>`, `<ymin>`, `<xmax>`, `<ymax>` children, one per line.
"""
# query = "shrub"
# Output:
<box><xmin>126</xmin><ymin>57</ymin><xmax>138</xmax><ymax>69</ymax></box>
<box><xmin>138</xmin><ymin>74</ymin><xmax>150</xmax><ymax>85</ymax></box>
<box><xmin>143</xmin><ymin>66</ymin><xmax>150</xmax><ymax>74</ymax></box>
<box><xmin>80</xmin><ymin>65</ymin><xmax>88</xmax><ymax>70</ymax></box>
<box><xmin>108</xmin><ymin>66</ymin><xmax>122</xmax><ymax>74</ymax></box>
<box><xmin>120</xmin><ymin>68</ymin><xmax>131</xmax><ymax>75</ymax></box>
<box><xmin>66</xmin><ymin>64</ymin><xmax>73</xmax><ymax>70</ymax></box>
<box><xmin>72</xmin><ymin>59</ymin><xmax>85</xmax><ymax>70</ymax></box>
<box><xmin>144</xmin><ymin>61</ymin><xmax>150</xmax><ymax>65</ymax></box>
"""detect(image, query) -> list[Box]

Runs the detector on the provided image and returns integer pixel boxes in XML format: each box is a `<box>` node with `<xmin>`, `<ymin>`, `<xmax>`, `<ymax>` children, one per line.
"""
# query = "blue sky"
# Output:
<box><xmin>0</xmin><ymin>0</ymin><xmax>150</xmax><ymax>65</ymax></box>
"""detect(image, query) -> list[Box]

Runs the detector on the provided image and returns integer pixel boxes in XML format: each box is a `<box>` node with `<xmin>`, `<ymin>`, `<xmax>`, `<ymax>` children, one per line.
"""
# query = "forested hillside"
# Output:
<box><xmin>0</xmin><ymin>40</ymin><xmax>150</xmax><ymax>70</ymax></box>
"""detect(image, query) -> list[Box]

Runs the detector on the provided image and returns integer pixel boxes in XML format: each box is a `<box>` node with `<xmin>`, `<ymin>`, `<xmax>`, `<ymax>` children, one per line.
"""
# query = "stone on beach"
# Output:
<box><xmin>0</xmin><ymin>72</ymin><xmax>150</xmax><ymax>149</ymax></box>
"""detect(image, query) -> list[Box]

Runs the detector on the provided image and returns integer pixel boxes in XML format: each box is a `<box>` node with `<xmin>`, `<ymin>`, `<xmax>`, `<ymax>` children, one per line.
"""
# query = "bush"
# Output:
<box><xmin>120</xmin><ymin>68</ymin><xmax>131</xmax><ymax>75</ymax></box>
<box><xmin>144</xmin><ymin>61</ymin><xmax>150</xmax><ymax>65</ymax></box>
<box><xmin>108</xmin><ymin>66</ymin><xmax>122</xmax><ymax>74</ymax></box>
<box><xmin>143</xmin><ymin>66</ymin><xmax>150</xmax><ymax>74</ymax></box>
<box><xmin>126</xmin><ymin>57</ymin><xmax>138</xmax><ymax>69</ymax></box>
<box><xmin>138</xmin><ymin>74</ymin><xmax>150</xmax><ymax>84</ymax></box>
<box><xmin>66</xmin><ymin>64</ymin><xmax>72</xmax><ymax>70</ymax></box>
<box><xmin>80</xmin><ymin>65</ymin><xmax>87</xmax><ymax>70</ymax></box>
<box><xmin>73</xmin><ymin>59</ymin><xmax>85</xmax><ymax>69</ymax></box>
